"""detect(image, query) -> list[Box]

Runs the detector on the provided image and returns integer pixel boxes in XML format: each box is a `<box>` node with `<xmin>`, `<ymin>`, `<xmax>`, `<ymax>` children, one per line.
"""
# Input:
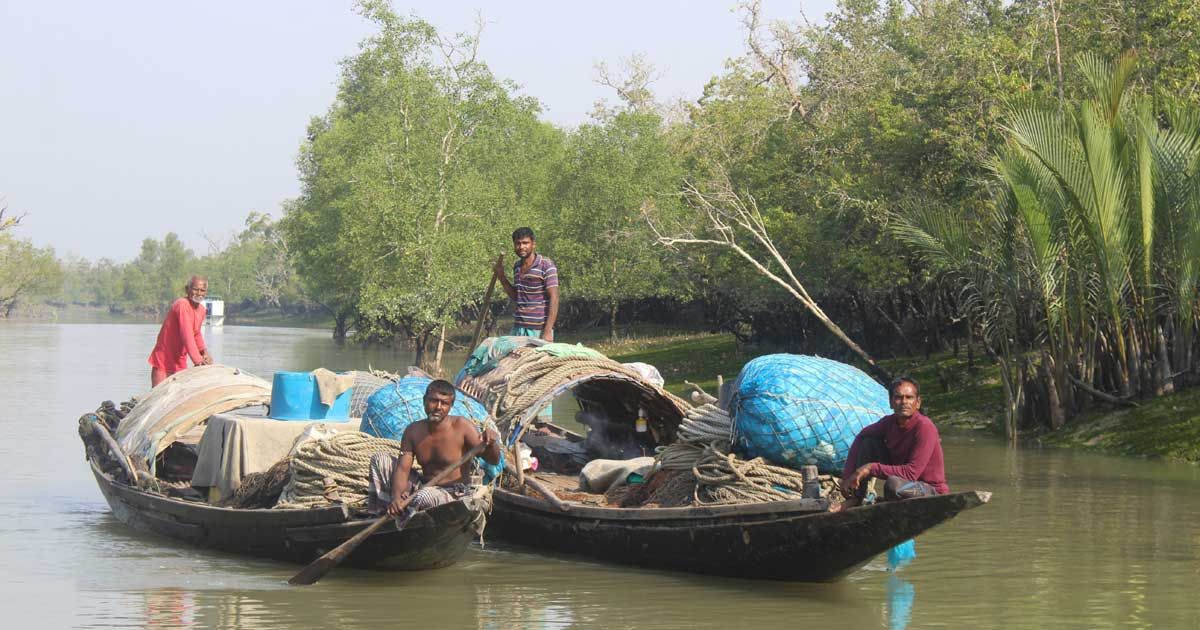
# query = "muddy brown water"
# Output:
<box><xmin>2</xmin><ymin>322</ymin><xmax>1198</xmax><ymax>628</ymax></box>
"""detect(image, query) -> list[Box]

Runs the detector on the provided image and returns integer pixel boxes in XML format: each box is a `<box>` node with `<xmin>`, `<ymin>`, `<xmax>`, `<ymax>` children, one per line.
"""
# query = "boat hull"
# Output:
<box><xmin>90</xmin><ymin>461</ymin><xmax>488</xmax><ymax>570</ymax></box>
<box><xmin>490</xmin><ymin>488</ymin><xmax>989</xmax><ymax>581</ymax></box>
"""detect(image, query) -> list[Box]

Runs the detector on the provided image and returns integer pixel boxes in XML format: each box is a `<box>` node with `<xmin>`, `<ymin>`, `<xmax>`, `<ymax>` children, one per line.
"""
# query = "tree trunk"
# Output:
<box><xmin>997</xmin><ymin>355</ymin><xmax>1020</xmax><ymax>445</ymax></box>
<box><xmin>609</xmin><ymin>300</ymin><xmax>619</xmax><ymax>342</ymax></box>
<box><xmin>432</xmin><ymin>324</ymin><xmax>447</xmax><ymax>377</ymax></box>
<box><xmin>332</xmin><ymin>311</ymin><xmax>349</xmax><ymax>342</ymax></box>
<box><xmin>1155</xmin><ymin>324</ymin><xmax>1174</xmax><ymax>396</ymax></box>
<box><xmin>1041</xmin><ymin>351</ymin><xmax>1066</xmax><ymax>430</ymax></box>
<box><xmin>966</xmin><ymin>323</ymin><xmax>976</xmax><ymax>372</ymax></box>
<box><xmin>414</xmin><ymin>331</ymin><xmax>429</xmax><ymax>372</ymax></box>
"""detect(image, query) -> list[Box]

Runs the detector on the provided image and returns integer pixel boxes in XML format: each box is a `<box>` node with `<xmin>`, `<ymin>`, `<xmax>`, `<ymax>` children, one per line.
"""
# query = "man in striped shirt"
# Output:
<box><xmin>495</xmin><ymin>227</ymin><xmax>559</xmax><ymax>341</ymax></box>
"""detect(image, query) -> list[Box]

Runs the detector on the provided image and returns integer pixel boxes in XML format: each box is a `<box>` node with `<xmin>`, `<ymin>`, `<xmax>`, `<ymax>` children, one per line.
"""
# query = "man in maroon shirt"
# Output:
<box><xmin>147</xmin><ymin>276</ymin><xmax>214</xmax><ymax>387</ymax></box>
<box><xmin>838</xmin><ymin>377</ymin><xmax>948</xmax><ymax>509</ymax></box>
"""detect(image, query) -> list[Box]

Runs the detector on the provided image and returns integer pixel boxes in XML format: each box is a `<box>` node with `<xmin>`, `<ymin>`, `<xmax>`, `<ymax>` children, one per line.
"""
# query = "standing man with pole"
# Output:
<box><xmin>494</xmin><ymin>227</ymin><xmax>559</xmax><ymax>342</ymax></box>
<box><xmin>494</xmin><ymin>227</ymin><xmax>559</xmax><ymax>424</ymax></box>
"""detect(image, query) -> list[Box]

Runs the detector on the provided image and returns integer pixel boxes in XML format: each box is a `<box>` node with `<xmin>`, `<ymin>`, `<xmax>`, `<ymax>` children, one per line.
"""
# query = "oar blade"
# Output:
<box><xmin>288</xmin><ymin>557</ymin><xmax>338</xmax><ymax>586</ymax></box>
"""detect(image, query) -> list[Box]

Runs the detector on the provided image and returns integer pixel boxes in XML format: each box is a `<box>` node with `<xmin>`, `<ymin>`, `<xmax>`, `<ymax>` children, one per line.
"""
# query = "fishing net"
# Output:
<box><xmin>115</xmin><ymin>365</ymin><xmax>271</xmax><ymax>472</ymax></box>
<box><xmin>349</xmin><ymin>370</ymin><xmax>395</xmax><ymax>418</ymax></box>
<box><xmin>730</xmin><ymin>354</ymin><xmax>888</xmax><ymax>474</ymax></box>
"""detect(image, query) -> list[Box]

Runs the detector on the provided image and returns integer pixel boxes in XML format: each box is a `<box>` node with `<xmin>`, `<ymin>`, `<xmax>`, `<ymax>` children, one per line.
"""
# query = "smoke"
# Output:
<box><xmin>577</xmin><ymin>409</ymin><xmax>645</xmax><ymax>460</ymax></box>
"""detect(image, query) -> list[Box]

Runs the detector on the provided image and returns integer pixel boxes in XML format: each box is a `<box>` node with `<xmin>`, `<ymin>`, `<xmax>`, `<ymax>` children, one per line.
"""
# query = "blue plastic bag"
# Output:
<box><xmin>730</xmin><ymin>354</ymin><xmax>889</xmax><ymax>473</ymax></box>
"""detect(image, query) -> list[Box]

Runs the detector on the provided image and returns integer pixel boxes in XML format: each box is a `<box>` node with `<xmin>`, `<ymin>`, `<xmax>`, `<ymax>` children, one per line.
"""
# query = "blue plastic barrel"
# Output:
<box><xmin>270</xmin><ymin>371</ymin><xmax>352</xmax><ymax>421</ymax></box>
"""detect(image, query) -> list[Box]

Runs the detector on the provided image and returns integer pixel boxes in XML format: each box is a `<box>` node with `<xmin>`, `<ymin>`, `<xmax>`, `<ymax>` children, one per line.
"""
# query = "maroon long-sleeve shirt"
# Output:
<box><xmin>842</xmin><ymin>412</ymin><xmax>949</xmax><ymax>494</ymax></box>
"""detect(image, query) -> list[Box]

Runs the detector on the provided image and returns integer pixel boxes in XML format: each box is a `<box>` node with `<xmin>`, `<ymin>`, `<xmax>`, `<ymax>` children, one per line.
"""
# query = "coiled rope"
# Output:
<box><xmin>276</xmin><ymin>432</ymin><xmax>404</xmax><ymax>508</ymax></box>
<box><xmin>691</xmin><ymin>441</ymin><xmax>805</xmax><ymax>504</ymax></box>
<box><xmin>647</xmin><ymin>404</ymin><xmax>808</xmax><ymax>506</ymax></box>
<box><xmin>676</xmin><ymin>403</ymin><xmax>733</xmax><ymax>444</ymax></box>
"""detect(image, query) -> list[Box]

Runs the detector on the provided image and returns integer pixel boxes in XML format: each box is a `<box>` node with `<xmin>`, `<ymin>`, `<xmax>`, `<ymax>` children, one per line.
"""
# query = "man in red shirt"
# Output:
<box><xmin>148</xmin><ymin>276</ymin><xmax>214</xmax><ymax>387</ymax></box>
<box><xmin>839</xmin><ymin>377</ymin><xmax>948</xmax><ymax>509</ymax></box>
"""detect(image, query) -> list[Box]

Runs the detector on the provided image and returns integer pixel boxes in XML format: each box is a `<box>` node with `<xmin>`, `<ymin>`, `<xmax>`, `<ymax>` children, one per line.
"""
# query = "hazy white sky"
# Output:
<box><xmin>1</xmin><ymin>1</ymin><xmax>835</xmax><ymax>262</ymax></box>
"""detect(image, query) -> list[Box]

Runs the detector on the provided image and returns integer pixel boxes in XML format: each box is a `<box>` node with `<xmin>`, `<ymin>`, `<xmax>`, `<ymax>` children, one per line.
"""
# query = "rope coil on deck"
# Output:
<box><xmin>646</xmin><ymin>404</ymin><xmax>809</xmax><ymax>506</ymax></box>
<box><xmin>276</xmin><ymin>432</ymin><xmax>404</xmax><ymax>509</ymax></box>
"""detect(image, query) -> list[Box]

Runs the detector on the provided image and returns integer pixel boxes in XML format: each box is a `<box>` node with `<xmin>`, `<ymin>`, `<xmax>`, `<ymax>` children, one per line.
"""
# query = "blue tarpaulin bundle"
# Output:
<box><xmin>360</xmin><ymin>376</ymin><xmax>504</xmax><ymax>481</ymax></box>
<box><xmin>730</xmin><ymin>354</ymin><xmax>889</xmax><ymax>473</ymax></box>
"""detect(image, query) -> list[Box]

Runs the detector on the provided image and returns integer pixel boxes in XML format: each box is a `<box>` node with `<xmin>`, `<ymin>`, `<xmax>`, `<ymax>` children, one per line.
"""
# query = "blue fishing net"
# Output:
<box><xmin>730</xmin><ymin>354</ymin><xmax>889</xmax><ymax>473</ymax></box>
<box><xmin>360</xmin><ymin>376</ymin><xmax>504</xmax><ymax>482</ymax></box>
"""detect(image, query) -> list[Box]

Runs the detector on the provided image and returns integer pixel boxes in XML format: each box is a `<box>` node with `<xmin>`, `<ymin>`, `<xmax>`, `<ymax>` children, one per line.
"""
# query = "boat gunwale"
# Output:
<box><xmin>494</xmin><ymin>484</ymin><xmax>990</xmax><ymax>522</ymax></box>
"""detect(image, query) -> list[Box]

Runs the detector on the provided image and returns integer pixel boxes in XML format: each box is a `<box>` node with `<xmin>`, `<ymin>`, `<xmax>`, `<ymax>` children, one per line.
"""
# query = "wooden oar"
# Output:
<box><xmin>504</xmin><ymin>461</ymin><xmax>570</xmax><ymax>512</ymax></box>
<box><xmin>288</xmin><ymin>441</ymin><xmax>488</xmax><ymax>586</ymax></box>
<box><xmin>468</xmin><ymin>254</ymin><xmax>504</xmax><ymax>356</ymax></box>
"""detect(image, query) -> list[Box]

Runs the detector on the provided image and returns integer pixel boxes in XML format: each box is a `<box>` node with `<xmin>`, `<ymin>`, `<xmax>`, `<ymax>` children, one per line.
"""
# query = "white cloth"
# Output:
<box><xmin>191</xmin><ymin>413</ymin><xmax>357</xmax><ymax>497</ymax></box>
<box><xmin>579</xmin><ymin>457</ymin><xmax>657</xmax><ymax>494</ymax></box>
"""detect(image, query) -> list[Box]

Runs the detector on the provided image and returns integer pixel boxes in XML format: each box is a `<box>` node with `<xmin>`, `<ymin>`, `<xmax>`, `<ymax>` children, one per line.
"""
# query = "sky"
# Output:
<box><xmin>0</xmin><ymin>0</ymin><xmax>836</xmax><ymax>262</ymax></box>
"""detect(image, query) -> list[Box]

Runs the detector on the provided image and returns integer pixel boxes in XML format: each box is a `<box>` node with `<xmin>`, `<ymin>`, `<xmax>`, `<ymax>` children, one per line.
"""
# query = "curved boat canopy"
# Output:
<box><xmin>116</xmin><ymin>364</ymin><xmax>271</xmax><ymax>470</ymax></box>
<box><xmin>456</xmin><ymin>339</ymin><xmax>689</xmax><ymax>444</ymax></box>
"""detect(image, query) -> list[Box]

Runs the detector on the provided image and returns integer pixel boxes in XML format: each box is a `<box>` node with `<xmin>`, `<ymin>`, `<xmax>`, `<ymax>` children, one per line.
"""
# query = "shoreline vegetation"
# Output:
<box><xmin>10</xmin><ymin>307</ymin><xmax>1196</xmax><ymax>463</ymax></box>
<box><xmin>590</xmin><ymin>326</ymin><xmax>1200</xmax><ymax>467</ymax></box>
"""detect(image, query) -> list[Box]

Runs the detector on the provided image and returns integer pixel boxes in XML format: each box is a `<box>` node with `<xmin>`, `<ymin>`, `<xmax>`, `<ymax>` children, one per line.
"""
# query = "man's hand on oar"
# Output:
<box><xmin>287</xmin><ymin>441</ymin><xmax>486</xmax><ymax>586</ymax></box>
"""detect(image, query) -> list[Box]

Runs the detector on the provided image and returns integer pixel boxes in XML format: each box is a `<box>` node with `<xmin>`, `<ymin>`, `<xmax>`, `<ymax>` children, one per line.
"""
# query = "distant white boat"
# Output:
<box><xmin>203</xmin><ymin>298</ymin><xmax>225</xmax><ymax>327</ymax></box>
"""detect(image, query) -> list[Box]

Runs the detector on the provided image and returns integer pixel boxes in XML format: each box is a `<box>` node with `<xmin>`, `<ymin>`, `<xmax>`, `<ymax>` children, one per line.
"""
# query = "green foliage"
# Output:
<box><xmin>282</xmin><ymin>2</ymin><xmax>564</xmax><ymax>351</ymax></box>
<box><xmin>891</xmin><ymin>52</ymin><xmax>1200</xmax><ymax>435</ymax></box>
<box><xmin>0</xmin><ymin>234</ymin><xmax>63</xmax><ymax>317</ymax></box>
<box><xmin>552</xmin><ymin>110</ymin><xmax>690</xmax><ymax>337</ymax></box>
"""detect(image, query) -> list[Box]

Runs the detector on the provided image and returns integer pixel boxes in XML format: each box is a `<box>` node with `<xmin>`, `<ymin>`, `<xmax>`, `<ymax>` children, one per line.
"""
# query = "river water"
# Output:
<box><xmin>1</xmin><ymin>322</ymin><xmax>1198</xmax><ymax>629</ymax></box>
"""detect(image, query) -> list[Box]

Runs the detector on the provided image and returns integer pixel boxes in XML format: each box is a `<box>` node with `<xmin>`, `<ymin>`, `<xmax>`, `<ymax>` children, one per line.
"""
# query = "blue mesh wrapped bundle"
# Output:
<box><xmin>360</xmin><ymin>376</ymin><xmax>504</xmax><ymax>482</ymax></box>
<box><xmin>730</xmin><ymin>354</ymin><xmax>888</xmax><ymax>474</ymax></box>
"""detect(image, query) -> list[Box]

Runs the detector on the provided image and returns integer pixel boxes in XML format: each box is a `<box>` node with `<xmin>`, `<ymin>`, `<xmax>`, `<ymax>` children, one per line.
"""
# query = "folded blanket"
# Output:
<box><xmin>579</xmin><ymin>456</ymin><xmax>657</xmax><ymax>494</ymax></box>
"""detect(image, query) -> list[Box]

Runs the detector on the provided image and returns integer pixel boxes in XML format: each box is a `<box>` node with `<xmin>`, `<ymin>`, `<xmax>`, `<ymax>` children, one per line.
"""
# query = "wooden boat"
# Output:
<box><xmin>457</xmin><ymin>344</ymin><xmax>993</xmax><ymax>581</ymax></box>
<box><xmin>489</xmin><ymin>422</ymin><xmax>989</xmax><ymax>582</ymax></box>
<box><xmin>491</xmin><ymin>480</ymin><xmax>988</xmax><ymax>582</ymax></box>
<box><xmin>88</xmin><ymin>457</ymin><xmax>490</xmax><ymax>569</ymax></box>
<box><xmin>80</xmin><ymin>365</ymin><xmax>491</xmax><ymax>571</ymax></box>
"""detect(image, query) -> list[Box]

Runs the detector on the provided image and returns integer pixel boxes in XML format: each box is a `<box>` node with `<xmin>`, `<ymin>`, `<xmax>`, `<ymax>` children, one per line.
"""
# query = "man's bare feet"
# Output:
<box><xmin>828</xmin><ymin>496</ymin><xmax>861</xmax><ymax>513</ymax></box>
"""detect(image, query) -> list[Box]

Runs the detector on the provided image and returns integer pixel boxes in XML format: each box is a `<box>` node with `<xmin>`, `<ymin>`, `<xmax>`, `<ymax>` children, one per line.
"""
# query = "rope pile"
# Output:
<box><xmin>640</xmin><ymin>404</ymin><xmax>809</xmax><ymax>507</ymax></box>
<box><xmin>276</xmin><ymin>432</ymin><xmax>405</xmax><ymax>509</ymax></box>
<box><xmin>643</xmin><ymin>440</ymin><xmax>809</xmax><ymax>506</ymax></box>
<box><xmin>692</xmin><ymin>441</ymin><xmax>806</xmax><ymax>504</ymax></box>
<box><xmin>676</xmin><ymin>403</ymin><xmax>733</xmax><ymax>444</ymax></box>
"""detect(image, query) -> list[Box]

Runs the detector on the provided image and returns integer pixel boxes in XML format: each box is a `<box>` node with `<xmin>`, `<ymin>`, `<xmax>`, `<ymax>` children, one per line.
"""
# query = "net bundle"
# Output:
<box><xmin>349</xmin><ymin>370</ymin><xmax>397</xmax><ymax>418</ymax></box>
<box><xmin>730</xmin><ymin>354</ymin><xmax>888</xmax><ymax>473</ymax></box>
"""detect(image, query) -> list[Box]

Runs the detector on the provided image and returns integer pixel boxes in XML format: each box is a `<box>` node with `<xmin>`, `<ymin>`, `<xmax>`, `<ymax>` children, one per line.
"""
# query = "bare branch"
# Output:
<box><xmin>653</xmin><ymin>170</ymin><xmax>891</xmax><ymax>382</ymax></box>
<box><xmin>740</xmin><ymin>0</ymin><xmax>806</xmax><ymax>118</ymax></box>
<box><xmin>0</xmin><ymin>203</ymin><xmax>25</xmax><ymax>234</ymax></box>
<box><xmin>594</xmin><ymin>53</ymin><xmax>663</xmax><ymax>115</ymax></box>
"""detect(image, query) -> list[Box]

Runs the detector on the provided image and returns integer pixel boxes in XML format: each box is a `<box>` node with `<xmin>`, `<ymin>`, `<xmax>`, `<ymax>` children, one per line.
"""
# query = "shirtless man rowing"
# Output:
<box><xmin>367</xmin><ymin>379</ymin><xmax>502</xmax><ymax>519</ymax></box>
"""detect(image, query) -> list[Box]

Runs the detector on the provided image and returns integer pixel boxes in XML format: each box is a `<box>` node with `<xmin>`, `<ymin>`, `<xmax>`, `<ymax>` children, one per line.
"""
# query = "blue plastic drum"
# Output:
<box><xmin>270</xmin><ymin>371</ymin><xmax>353</xmax><ymax>421</ymax></box>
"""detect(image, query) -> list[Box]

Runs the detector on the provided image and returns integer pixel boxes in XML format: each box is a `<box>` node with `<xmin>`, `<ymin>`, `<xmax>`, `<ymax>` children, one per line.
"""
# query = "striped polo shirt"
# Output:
<box><xmin>512</xmin><ymin>254</ymin><xmax>559</xmax><ymax>329</ymax></box>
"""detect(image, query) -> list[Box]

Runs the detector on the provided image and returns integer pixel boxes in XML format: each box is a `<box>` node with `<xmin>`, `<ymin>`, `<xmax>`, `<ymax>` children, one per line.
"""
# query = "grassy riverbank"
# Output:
<box><xmin>585</xmin><ymin>326</ymin><xmax>1200</xmax><ymax>465</ymax></box>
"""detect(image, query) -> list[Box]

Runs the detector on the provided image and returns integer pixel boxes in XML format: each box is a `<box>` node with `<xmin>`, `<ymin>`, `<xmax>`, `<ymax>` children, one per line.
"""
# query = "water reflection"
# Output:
<box><xmin>4</xmin><ymin>323</ymin><xmax>1200</xmax><ymax>628</ymax></box>
<box><xmin>143</xmin><ymin>589</ymin><xmax>196</xmax><ymax>627</ymax></box>
<box><xmin>885</xmin><ymin>575</ymin><xmax>914</xmax><ymax>630</ymax></box>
